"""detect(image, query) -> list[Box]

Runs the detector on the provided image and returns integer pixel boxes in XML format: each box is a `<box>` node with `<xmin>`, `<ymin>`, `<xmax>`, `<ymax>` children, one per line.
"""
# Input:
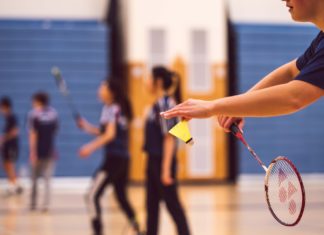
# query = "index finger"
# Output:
<box><xmin>161</xmin><ymin>108</ymin><xmax>187</xmax><ymax>119</ymax></box>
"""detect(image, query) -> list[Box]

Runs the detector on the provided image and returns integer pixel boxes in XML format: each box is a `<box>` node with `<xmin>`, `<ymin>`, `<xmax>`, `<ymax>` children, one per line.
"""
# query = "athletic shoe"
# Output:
<box><xmin>3</xmin><ymin>186</ymin><xmax>15</xmax><ymax>197</ymax></box>
<box><xmin>91</xmin><ymin>218</ymin><xmax>102</xmax><ymax>235</ymax></box>
<box><xmin>15</xmin><ymin>186</ymin><xmax>23</xmax><ymax>195</ymax></box>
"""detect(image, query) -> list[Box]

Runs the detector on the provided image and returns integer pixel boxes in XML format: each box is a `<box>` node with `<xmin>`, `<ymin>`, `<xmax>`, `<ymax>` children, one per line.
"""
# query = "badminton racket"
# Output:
<box><xmin>230</xmin><ymin>124</ymin><xmax>305</xmax><ymax>226</ymax></box>
<box><xmin>51</xmin><ymin>66</ymin><xmax>81</xmax><ymax>122</ymax></box>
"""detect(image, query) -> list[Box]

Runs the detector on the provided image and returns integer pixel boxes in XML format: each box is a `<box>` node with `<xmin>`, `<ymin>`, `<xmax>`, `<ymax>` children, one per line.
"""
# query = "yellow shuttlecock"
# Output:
<box><xmin>169</xmin><ymin>120</ymin><xmax>194</xmax><ymax>145</ymax></box>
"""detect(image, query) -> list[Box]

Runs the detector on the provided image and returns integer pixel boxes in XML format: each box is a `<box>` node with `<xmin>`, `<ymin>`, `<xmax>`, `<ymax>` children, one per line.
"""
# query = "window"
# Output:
<box><xmin>148</xmin><ymin>29</ymin><xmax>166</xmax><ymax>69</ymax></box>
<box><xmin>189</xmin><ymin>30</ymin><xmax>210</xmax><ymax>92</ymax></box>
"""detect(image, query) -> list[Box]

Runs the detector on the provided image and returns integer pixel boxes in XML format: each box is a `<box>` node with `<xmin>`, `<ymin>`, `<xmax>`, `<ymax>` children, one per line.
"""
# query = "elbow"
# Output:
<box><xmin>288</xmin><ymin>94</ymin><xmax>306</xmax><ymax>113</ymax></box>
<box><xmin>103</xmin><ymin>133</ymin><xmax>115</xmax><ymax>143</ymax></box>
<box><xmin>285</xmin><ymin>80</ymin><xmax>323</xmax><ymax>114</ymax></box>
<box><xmin>102</xmin><ymin>136</ymin><xmax>111</xmax><ymax>144</ymax></box>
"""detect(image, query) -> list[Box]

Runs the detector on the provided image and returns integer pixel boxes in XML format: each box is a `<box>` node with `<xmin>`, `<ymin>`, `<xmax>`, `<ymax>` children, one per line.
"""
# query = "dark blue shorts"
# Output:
<box><xmin>2</xmin><ymin>145</ymin><xmax>19</xmax><ymax>162</ymax></box>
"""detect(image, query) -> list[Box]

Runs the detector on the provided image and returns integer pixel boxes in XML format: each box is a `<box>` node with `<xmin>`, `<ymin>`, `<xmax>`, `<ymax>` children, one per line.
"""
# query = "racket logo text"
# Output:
<box><xmin>278</xmin><ymin>168</ymin><xmax>298</xmax><ymax>215</ymax></box>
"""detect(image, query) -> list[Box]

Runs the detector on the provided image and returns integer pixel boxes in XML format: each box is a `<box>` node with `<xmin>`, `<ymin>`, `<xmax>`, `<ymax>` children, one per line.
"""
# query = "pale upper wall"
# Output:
<box><xmin>0</xmin><ymin>0</ymin><xmax>298</xmax><ymax>23</ymax></box>
<box><xmin>0</xmin><ymin>0</ymin><xmax>109</xmax><ymax>20</ymax></box>
<box><xmin>229</xmin><ymin>0</ymin><xmax>298</xmax><ymax>24</ymax></box>
<box><xmin>0</xmin><ymin>0</ymin><xmax>301</xmax><ymax>24</ymax></box>
<box><xmin>0</xmin><ymin>0</ymin><xmax>306</xmax><ymax>63</ymax></box>
<box><xmin>125</xmin><ymin>0</ymin><xmax>227</xmax><ymax>62</ymax></box>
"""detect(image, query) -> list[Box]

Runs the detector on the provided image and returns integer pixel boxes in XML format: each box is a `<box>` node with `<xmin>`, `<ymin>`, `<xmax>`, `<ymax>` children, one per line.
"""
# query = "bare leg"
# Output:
<box><xmin>4</xmin><ymin>161</ymin><xmax>17</xmax><ymax>185</ymax></box>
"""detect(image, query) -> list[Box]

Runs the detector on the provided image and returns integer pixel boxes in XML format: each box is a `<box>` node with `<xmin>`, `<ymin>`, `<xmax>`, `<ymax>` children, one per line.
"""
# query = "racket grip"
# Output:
<box><xmin>73</xmin><ymin>112</ymin><xmax>81</xmax><ymax>121</ymax></box>
<box><xmin>73</xmin><ymin>113</ymin><xmax>83</xmax><ymax>129</ymax></box>
<box><xmin>230</xmin><ymin>123</ymin><xmax>242</xmax><ymax>136</ymax></box>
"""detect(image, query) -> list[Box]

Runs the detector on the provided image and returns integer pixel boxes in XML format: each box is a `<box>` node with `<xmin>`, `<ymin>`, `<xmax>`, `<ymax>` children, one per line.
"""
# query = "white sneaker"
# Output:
<box><xmin>4</xmin><ymin>184</ymin><xmax>23</xmax><ymax>197</ymax></box>
<box><xmin>3</xmin><ymin>187</ymin><xmax>15</xmax><ymax>197</ymax></box>
<box><xmin>15</xmin><ymin>185</ymin><xmax>23</xmax><ymax>195</ymax></box>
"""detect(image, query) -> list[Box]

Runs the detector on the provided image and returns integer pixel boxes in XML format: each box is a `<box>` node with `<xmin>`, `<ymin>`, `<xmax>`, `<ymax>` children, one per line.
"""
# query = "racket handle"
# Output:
<box><xmin>73</xmin><ymin>113</ymin><xmax>83</xmax><ymax>129</ymax></box>
<box><xmin>73</xmin><ymin>112</ymin><xmax>81</xmax><ymax>121</ymax></box>
<box><xmin>230</xmin><ymin>123</ymin><xmax>243</xmax><ymax>136</ymax></box>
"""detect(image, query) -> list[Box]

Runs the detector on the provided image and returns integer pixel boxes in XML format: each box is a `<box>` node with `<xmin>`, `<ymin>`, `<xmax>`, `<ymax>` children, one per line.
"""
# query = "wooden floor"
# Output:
<box><xmin>0</xmin><ymin>175</ymin><xmax>323</xmax><ymax>235</ymax></box>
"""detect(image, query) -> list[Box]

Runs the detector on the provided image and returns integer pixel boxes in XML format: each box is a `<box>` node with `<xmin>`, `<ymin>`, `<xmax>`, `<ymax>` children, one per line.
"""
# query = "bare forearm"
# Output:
<box><xmin>83</xmin><ymin>123</ymin><xmax>100</xmax><ymax>136</ymax></box>
<box><xmin>248</xmin><ymin>60</ymin><xmax>299</xmax><ymax>92</ymax></box>
<box><xmin>86</xmin><ymin>135</ymin><xmax>113</xmax><ymax>152</ymax></box>
<box><xmin>83</xmin><ymin>122</ymin><xmax>116</xmax><ymax>153</ymax></box>
<box><xmin>162</xmin><ymin>135</ymin><xmax>175</xmax><ymax>172</ymax></box>
<box><xmin>212</xmin><ymin>81</ymin><xmax>322</xmax><ymax>117</ymax></box>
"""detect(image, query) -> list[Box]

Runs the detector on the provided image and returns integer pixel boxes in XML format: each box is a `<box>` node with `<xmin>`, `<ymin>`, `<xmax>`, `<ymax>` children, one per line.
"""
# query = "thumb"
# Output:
<box><xmin>237</xmin><ymin>119</ymin><xmax>245</xmax><ymax>132</ymax></box>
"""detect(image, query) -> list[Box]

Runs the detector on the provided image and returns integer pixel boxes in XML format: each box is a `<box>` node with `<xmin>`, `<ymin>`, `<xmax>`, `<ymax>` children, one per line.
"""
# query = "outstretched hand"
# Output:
<box><xmin>160</xmin><ymin>98</ymin><xmax>245</xmax><ymax>133</ymax></box>
<box><xmin>160</xmin><ymin>99</ymin><xmax>215</xmax><ymax>120</ymax></box>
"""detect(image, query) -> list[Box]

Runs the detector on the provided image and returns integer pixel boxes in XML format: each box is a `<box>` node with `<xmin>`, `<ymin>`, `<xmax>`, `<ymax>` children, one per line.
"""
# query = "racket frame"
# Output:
<box><xmin>264</xmin><ymin>156</ymin><xmax>306</xmax><ymax>226</ymax></box>
<box><xmin>51</xmin><ymin>67</ymin><xmax>80</xmax><ymax>121</ymax></box>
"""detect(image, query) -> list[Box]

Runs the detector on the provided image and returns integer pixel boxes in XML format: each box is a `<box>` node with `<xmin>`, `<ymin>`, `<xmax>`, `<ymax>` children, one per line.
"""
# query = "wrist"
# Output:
<box><xmin>209</xmin><ymin>100</ymin><xmax>220</xmax><ymax>116</ymax></box>
<box><xmin>83</xmin><ymin>122</ymin><xmax>90</xmax><ymax>130</ymax></box>
<box><xmin>86</xmin><ymin>143</ymin><xmax>96</xmax><ymax>153</ymax></box>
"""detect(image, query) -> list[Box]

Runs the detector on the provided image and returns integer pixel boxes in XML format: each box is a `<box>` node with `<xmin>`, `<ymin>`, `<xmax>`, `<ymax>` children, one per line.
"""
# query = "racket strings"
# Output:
<box><xmin>266</xmin><ymin>158</ymin><xmax>304</xmax><ymax>225</ymax></box>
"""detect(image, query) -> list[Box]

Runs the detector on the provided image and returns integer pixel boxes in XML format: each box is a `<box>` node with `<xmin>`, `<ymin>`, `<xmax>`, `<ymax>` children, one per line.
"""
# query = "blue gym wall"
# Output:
<box><xmin>0</xmin><ymin>20</ymin><xmax>109</xmax><ymax>177</ymax></box>
<box><xmin>235</xmin><ymin>24</ymin><xmax>324</xmax><ymax>174</ymax></box>
<box><xmin>1</xmin><ymin>21</ymin><xmax>323</xmax><ymax>176</ymax></box>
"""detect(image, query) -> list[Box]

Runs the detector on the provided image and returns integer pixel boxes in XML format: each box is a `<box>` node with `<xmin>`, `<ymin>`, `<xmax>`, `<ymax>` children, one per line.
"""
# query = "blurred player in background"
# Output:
<box><xmin>78</xmin><ymin>79</ymin><xmax>142</xmax><ymax>235</ymax></box>
<box><xmin>28</xmin><ymin>92</ymin><xmax>59</xmax><ymax>212</ymax></box>
<box><xmin>143</xmin><ymin>66</ymin><xmax>190</xmax><ymax>235</ymax></box>
<box><xmin>161</xmin><ymin>0</ymin><xmax>324</xmax><ymax>132</ymax></box>
<box><xmin>0</xmin><ymin>97</ymin><xmax>23</xmax><ymax>196</ymax></box>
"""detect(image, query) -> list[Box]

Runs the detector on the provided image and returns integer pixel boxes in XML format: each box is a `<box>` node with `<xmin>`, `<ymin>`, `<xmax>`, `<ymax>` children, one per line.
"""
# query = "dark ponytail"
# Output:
<box><xmin>106</xmin><ymin>78</ymin><xmax>133</xmax><ymax>121</ymax></box>
<box><xmin>152</xmin><ymin>66</ymin><xmax>182</xmax><ymax>104</ymax></box>
<box><xmin>170</xmin><ymin>72</ymin><xmax>182</xmax><ymax>104</ymax></box>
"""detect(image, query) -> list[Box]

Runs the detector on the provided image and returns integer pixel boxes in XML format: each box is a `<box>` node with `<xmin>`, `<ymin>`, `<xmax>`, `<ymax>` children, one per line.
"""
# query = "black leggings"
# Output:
<box><xmin>146</xmin><ymin>156</ymin><xmax>190</xmax><ymax>235</ymax></box>
<box><xmin>86</xmin><ymin>156</ymin><xmax>135</xmax><ymax>234</ymax></box>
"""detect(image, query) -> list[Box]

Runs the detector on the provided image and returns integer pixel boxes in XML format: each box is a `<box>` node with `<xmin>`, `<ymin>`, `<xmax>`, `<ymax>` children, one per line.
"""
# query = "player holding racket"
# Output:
<box><xmin>78</xmin><ymin>79</ymin><xmax>142</xmax><ymax>235</ymax></box>
<box><xmin>160</xmin><ymin>0</ymin><xmax>324</xmax><ymax>227</ymax></box>
<box><xmin>161</xmin><ymin>0</ymin><xmax>324</xmax><ymax>129</ymax></box>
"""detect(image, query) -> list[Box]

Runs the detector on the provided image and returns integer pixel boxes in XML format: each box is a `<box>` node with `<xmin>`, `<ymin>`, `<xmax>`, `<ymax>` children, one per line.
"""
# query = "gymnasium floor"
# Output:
<box><xmin>0</xmin><ymin>175</ymin><xmax>323</xmax><ymax>235</ymax></box>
